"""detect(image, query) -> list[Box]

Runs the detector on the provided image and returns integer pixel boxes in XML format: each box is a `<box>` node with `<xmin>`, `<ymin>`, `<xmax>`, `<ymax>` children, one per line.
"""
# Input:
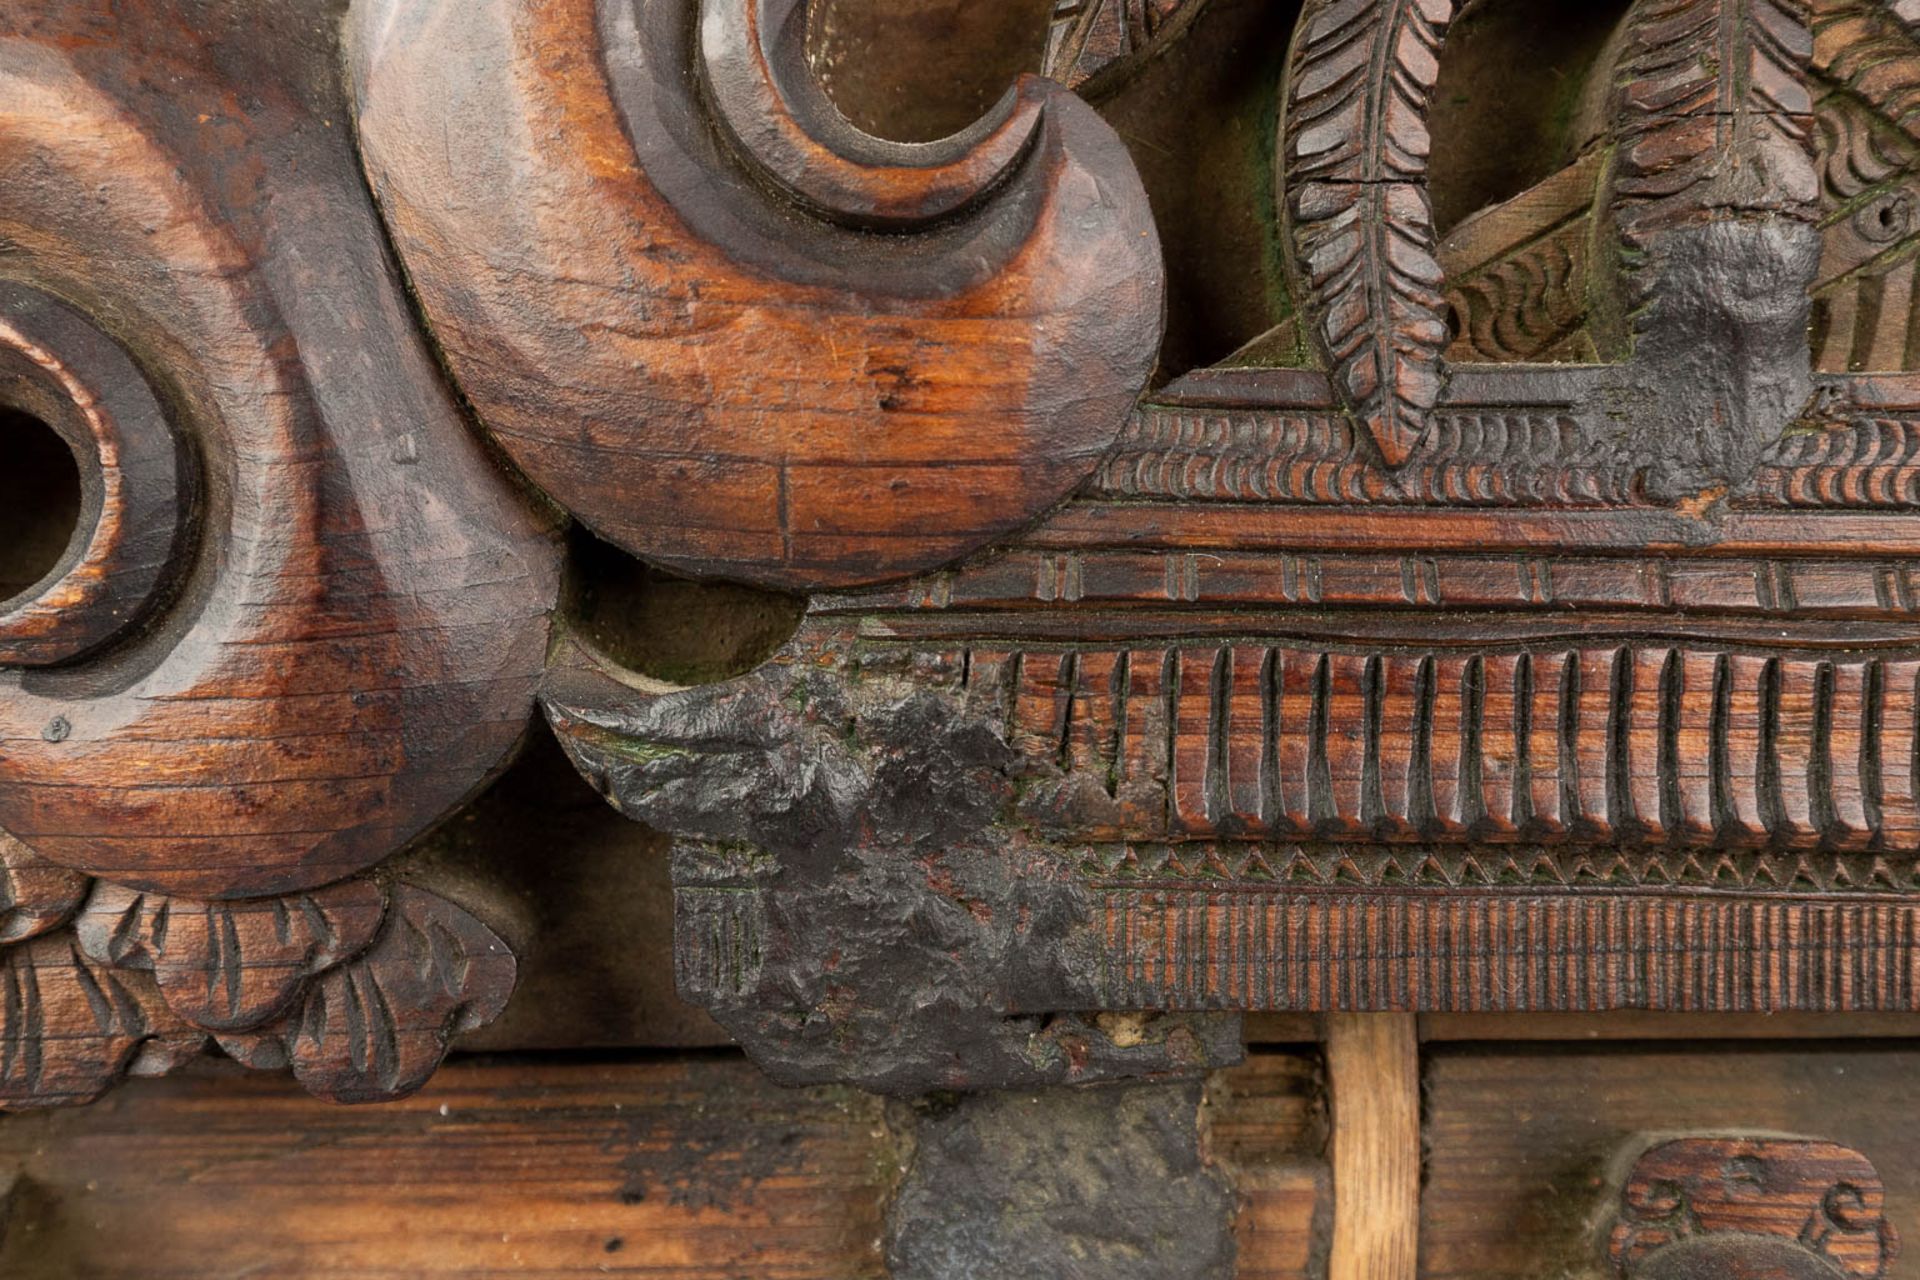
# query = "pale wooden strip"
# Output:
<box><xmin>1327</xmin><ymin>1012</ymin><xmax>1421</xmax><ymax>1280</ymax></box>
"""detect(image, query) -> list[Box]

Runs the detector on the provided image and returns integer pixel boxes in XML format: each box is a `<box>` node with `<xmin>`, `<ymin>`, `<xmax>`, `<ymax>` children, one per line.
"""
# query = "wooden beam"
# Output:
<box><xmin>1327</xmin><ymin>1013</ymin><xmax>1421</xmax><ymax>1280</ymax></box>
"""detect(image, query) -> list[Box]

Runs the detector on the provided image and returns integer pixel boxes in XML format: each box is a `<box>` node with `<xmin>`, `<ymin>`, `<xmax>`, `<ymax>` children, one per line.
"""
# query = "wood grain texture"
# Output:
<box><xmin>1210</xmin><ymin>1051</ymin><xmax>1330</xmax><ymax>1280</ymax></box>
<box><xmin>0</xmin><ymin>283</ymin><xmax>184</xmax><ymax>667</ymax></box>
<box><xmin>1422</xmin><ymin>1044</ymin><xmax>1920</xmax><ymax>1279</ymax></box>
<box><xmin>347</xmin><ymin>0</ymin><xmax>1164</xmax><ymax>590</ymax></box>
<box><xmin>1044</xmin><ymin>0</ymin><xmax>1209</xmax><ymax>96</ymax></box>
<box><xmin>1327</xmin><ymin>1013</ymin><xmax>1419</xmax><ymax>1280</ymax></box>
<box><xmin>0</xmin><ymin>1051</ymin><xmax>1327</xmax><ymax>1279</ymax></box>
<box><xmin>1607</xmin><ymin>1136</ymin><xmax>1898</xmax><ymax>1278</ymax></box>
<box><xmin>1418</xmin><ymin>1010</ymin><xmax>1920</xmax><ymax>1040</ymax></box>
<box><xmin>0</xmin><ymin>1</ymin><xmax>562</xmax><ymax>899</ymax></box>
<box><xmin>0</xmin><ymin>1056</ymin><xmax>898</xmax><ymax>1279</ymax></box>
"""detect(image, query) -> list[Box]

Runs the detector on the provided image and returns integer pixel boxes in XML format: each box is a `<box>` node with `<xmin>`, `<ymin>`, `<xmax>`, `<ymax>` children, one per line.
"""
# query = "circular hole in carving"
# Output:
<box><xmin>807</xmin><ymin>0</ymin><xmax>1053</xmax><ymax>142</ymax></box>
<box><xmin>0</xmin><ymin>408</ymin><xmax>83</xmax><ymax>604</ymax></box>
<box><xmin>570</xmin><ymin>530</ymin><xmax>806</xmax><ymax>686</ymax></box>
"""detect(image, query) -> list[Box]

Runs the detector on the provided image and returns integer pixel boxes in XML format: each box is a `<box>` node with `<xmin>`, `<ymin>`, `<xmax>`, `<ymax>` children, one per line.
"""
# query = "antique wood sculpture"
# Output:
<box><xmin>6</xmin><ymin>0</ymin><xmax>1920</xmax><ymax>1126</ymax></box>
<box><xmin>0</xmin><ymin>1</ymin><xmax>556</xmax><ymax>1107</ymax></box>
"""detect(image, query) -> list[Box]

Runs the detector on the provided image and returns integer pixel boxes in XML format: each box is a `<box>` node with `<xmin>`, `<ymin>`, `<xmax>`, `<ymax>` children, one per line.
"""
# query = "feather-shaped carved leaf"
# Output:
<box><xmin>1292</xmin><ymin>182</ymin><xmax>1450</xmax><ymax>465</ymax></box>
<box><xmin>1612</xmin><ymin>0</ymin><xmax>1817</xmax><ymax>238</ymax></box>
<box><xmin>1284</xmin><ymin>0</ymin><xmax>1454</xmax><ymax>466</ymax></box>
<box><xmin>0</xmin><ymin>934</ymin><xmax>197</xmax><ymax>1109</ymax></box>
<box><xmin>283</xmin><ymin>886</ymin><xmax>514</xmax><ymax>1103</ymax></box>
<box><xmin>1285</xmin><ymin>0</ymin><xmax>1452</xmax><ymax>182</ymax></box>
<box><xmin>75</xmin><ymin>879</ymin><xmax>387</xmax><ymax>1032</ymax></box>
<box><xmin>0</xmin><ymin>831</ymin><xmax>87</xmax><ymax>945</ymax></box>
<box><xmin>1045</xmin><ymin>0</ymin><xmax>1208</xmax><ymax>94</ymax></box>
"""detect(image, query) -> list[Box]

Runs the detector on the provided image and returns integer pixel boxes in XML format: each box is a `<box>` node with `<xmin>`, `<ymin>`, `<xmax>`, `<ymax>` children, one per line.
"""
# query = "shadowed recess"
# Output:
<box><xmin>806</xmin><ymin>0</ymin><xmax>1054</xmax><ymax>143</ymax></box>
<box><xmin>1428</xmin><ymin>0</ymin><xmax>1630</xmax><ymax>235</ymax></box>
<box><xmin>0</xmin><ymin>409</ymin><xmax>82</xmax><ymax>605</ymax></box>
<box><xmin>569</xmin><ymin>530</ymin><xmax>805</xmax><ymax>686</ymax></box>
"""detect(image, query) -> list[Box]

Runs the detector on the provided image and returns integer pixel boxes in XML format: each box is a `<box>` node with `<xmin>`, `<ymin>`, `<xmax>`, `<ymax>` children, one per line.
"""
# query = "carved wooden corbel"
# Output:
<box><xmin>0</xmin><ymin>1</ymin><xmax>559</xmax><ymax>1107</ymax></box>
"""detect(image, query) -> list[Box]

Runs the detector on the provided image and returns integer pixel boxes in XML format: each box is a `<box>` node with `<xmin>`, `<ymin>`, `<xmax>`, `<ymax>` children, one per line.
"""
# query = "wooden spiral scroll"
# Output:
<box><xmin>0</xmin><ymin>2</ymin><xmax>551</xmax><ymax>1106</ymax></box>
<box><xmin>0</xmin><ymin>284</ymin><xmax>186</xmax><ymax>668</ymax></box>
<box><xmin>1282</xmin><ymin>0</ymin><xmax>1456</xmax><ymax>469</ymax></box>
<box><xmin>347</xmin><ymin>0</ymin><xmax>1167</xmax><ymax>591</ymax></box>
<box><xmin>703</xmin><ymin>0</ymin><xmax>1046</xmax><ymax>226</ymax></box>
<box><xmin>0</xmin><ymin>9</ymin><xmax>561</xmax><ymax>902</ymax></box>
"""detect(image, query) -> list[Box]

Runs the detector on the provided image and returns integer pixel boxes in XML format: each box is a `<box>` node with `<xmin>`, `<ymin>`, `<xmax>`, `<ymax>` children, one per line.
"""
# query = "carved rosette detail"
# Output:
<box><xmin>1607</xmin><ymin>1137</ymin><xmax>1899</xmax><ymax>1278</ymax></box>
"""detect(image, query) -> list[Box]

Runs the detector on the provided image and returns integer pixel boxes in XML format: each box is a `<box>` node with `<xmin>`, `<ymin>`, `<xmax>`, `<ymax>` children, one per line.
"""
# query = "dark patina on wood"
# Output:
<box><xmin>11</xmin><ymin>0</ymin><xmax>1920</xmax><ymax>1113</ymax></box>
<box><xmin>517</xmin><ymin>0</ymin><xmax>1920</xmax><ymax>1091</ymax></box>
<box><xmin>1606</xmin><ymin>1136</ymin><xmax>1899</xmax><ymax>1279</ymax></box>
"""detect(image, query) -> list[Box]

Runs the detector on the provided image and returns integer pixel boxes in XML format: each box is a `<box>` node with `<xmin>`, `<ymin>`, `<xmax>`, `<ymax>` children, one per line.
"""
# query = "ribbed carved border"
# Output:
<box><xmin>1091</xmin><ymin>890</ymin><xmax>1920</xmax><ymax>1011</ymax></box>
<box><xmin>957</xmin><ymin>644</ymin><xmax>1920</xmax><ymax>850</ymax></box>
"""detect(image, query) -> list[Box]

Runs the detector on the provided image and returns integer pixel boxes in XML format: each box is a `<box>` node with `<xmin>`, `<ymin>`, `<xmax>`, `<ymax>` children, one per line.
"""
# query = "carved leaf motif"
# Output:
<box><xmin>1044</xmin><ymin>0</ymin><xmax>1207</xmax><ymax>94</ymax></box>
<box><xmin>75</xmin><ymin>879</ymin><xmax>388</xmax><ymax>1032</ymax></box>
<box><xmin>0</xmin><ymin>934</ymin><xmax>197</xmax><ymax>1109</ymax></box>
<box><xmin>1612</xmin><ymin>0</ymin><xmax>1818</xmax><ymax>242</ymax></box>
<box><xmin>283</xmin><ymin>886</ymin><xmax>514</xmax><ymax>1103</ymax></box>
<box><xmin>0</xmin><ymin>831</ymin><xmax>88</xmax><ymax>946</ymax></box>
<box><xmin>1284</xmin><ymin>0</ymin><xmax>1454</xmax><ymax>467</ymax></box>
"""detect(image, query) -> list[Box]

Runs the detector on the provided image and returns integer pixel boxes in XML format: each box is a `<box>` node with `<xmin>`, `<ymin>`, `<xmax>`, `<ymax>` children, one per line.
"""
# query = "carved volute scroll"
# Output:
<box><xmin>347</xmin><ymin>0</ymin><xmax>1167</xmax><ymax>591</ymax></box>
<box><xmin>0</xmin><ymin>284</ymin><xmax>185</xmax><ymax>668</ymax></box>
<box><xmin>1605</xmin><ymin>1137</ymin><xmax>1899</xmax><ymax>1279</ymax></box>
<box><xmin>0</xmin><ymin>5</ymin><xmax>560</xmax><ymax>900</ymax></box>
<box><xmin>0</xmin><ymin>1</ymin><xmax>551</xmax><ymax>1106</ymax></box>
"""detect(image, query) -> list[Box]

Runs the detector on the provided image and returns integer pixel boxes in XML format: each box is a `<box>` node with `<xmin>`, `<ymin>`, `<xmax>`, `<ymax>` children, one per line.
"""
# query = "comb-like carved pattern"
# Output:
<box><xmin>1283</xmin><ymin>0</ymin><xmax>1454</xmax><ymax>467</ymax></box>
